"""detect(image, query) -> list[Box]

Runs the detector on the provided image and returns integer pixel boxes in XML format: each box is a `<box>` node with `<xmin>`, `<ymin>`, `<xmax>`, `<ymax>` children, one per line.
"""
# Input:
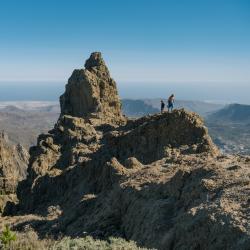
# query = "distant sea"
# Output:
<box><xmin>0</xmin><ymin>81</ymin><xmax>249</xmax><ymax>104</ymax></box>
<box><xmin>0</xmin><ymin>82</ymin><xmax>64</xmax><ymax>101</ymax></box>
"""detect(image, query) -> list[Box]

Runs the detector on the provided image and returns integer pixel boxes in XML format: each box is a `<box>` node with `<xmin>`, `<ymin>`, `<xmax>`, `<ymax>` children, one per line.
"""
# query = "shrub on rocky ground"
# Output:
<box><xmin>3</xmin><ymin>229</ymin><xmax>152</xmax><ymax>250</ymax></box>
<box><xmin>2</xmin><ymin>229</ymin><xmax>50</xmax><ymax>250</ymax></box>
<box><xmin>51</xmin><ymin>236</ymin><xmax>152</xmax><ymax>250</ymax></box>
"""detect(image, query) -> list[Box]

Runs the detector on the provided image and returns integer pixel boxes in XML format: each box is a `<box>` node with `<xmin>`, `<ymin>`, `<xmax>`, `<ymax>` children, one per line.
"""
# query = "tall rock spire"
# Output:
<box><xmin>60</xmin><ymin>52</ymin><xmax>125</xmax><ymax>125</ymax></box>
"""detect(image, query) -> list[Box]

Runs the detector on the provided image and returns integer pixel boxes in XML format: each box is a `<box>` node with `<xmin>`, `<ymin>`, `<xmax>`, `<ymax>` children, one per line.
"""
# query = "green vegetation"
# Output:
<box><xmin>0</xmin><ymin>190</ymin><xmax>6</xmax><ymax>196</ymax></box>
<box><xmin>1</xmin><ymin>229</ymin><xmax>152</xmax><ymax>250</ymax></box>
<box><xmin>0</xmin><ymin>225</ymin><xmax>16</xmax><ymax>248</ymax></box>
<box><xmin>52</xmin><ymin>236</ymin><xmax>152</xmax><ymax>250</ymax></box>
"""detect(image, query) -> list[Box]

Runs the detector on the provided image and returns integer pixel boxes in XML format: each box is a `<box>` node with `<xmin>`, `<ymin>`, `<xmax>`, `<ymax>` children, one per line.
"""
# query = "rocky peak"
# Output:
<box><xmin>84</xmin><ymin>52</ymin><xmax>107</xmax><ymax>71</ymax></box>
<box><xmin>60</xmin><ymin>52</ymin><xmax>125</xmax><ymax>125</ymax></box>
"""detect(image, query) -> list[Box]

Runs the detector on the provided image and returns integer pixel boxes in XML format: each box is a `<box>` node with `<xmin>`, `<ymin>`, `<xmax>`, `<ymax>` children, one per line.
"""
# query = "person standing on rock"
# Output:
<box><xmin>167</xmin><ymin>94</ymin><xmax>175</xmax><ymax>112</ymax></box>
<box><xmin>160</xmin><ymin>100</ymin><xmax>165</xmax><ymax>113</ymax></box>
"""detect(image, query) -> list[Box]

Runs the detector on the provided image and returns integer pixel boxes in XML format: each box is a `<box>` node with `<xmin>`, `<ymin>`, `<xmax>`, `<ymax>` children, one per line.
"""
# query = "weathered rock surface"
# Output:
<box><xmin>3</xmin><ymin>53</ymin><xmax>250</xmax><ymax>250</ymax></box>
<box><xmin>0</xmin><ymin>132</ymin><xmax>28</xmax><ymax>211</ymax></box>
<box><xmin>60</xmin><ymin>52</ymin><xmax>125</xmax><ymax>125</ymax></box>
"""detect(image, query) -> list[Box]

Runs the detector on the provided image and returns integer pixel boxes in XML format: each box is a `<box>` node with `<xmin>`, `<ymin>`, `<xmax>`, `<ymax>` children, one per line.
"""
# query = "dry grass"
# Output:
<box><xmin>2</xmin><ymin>230</ymin><xmax>51</xmax><ymax>250</ymax></box>
<box><xmin>50</xmin><ymin>236</ymin><xmax>151</xmax><ymax>250</ymax></box>
<box><xmin>1</xmin><ymin>229</ymin><xmax>152</xmax><ymax>250</ymax></box>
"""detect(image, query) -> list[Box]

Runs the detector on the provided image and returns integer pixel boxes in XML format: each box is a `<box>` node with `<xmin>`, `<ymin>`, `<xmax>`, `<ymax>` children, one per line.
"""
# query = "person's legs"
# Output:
<box><xmin>168</xmin><ymin>103</ymin><xmax>173</xmax><ymax>112</ymax></box>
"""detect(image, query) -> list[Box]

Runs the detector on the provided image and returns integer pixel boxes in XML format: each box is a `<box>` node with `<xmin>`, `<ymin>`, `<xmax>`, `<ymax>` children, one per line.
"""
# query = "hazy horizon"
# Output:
<box><xmin>0</xmin><ymin>81</ymin><xmax>249</xmax><ymax>105</ymax></box>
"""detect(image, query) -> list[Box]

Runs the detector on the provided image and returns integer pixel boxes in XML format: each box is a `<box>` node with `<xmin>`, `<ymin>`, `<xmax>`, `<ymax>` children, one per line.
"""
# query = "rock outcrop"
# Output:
<box><xmin>3</xmin><ymin>53</ymin><xmax>250</xmax><ymax>250</ymax></box>
<box><xmin>60</xmin><ymin>52</ymin><xmax>125</xmax><ymax>125</ymax></box>
<box><xmin>0</xmin><ymin>132</ymin><xmax>28</xmax><ymax>212</ymax></box>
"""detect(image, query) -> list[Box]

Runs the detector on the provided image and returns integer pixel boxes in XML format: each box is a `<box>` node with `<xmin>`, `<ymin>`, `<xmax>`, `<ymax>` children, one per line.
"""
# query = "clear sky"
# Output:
<box><xmin>0</xmin><ymin>0</ymin><xmax>250</xmax><ymax>83</ymax></box>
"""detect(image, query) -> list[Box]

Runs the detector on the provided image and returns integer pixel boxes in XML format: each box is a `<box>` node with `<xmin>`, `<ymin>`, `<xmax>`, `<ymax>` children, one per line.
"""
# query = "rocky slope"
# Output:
<box><xmin>0</xmin><ymin>104</ymin><xmax>59</xmax><ymax>148</ymax></box>
<box><xmin>0</xmin><ymin>132</ymin><xmax>29</xmax><ymax>212</ymax></box>
<box><xmin>3</xmin><ymin>53</ymin><xmax>250</xmax><ymax>250</ymax></box>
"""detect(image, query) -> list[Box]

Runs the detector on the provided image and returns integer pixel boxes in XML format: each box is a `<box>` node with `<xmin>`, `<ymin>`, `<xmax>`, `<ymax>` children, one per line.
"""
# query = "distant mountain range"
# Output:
<box><xmin>207</xmin><ymin>103</ymin><xmax>250</xmax><ymax>123</ymax></box>
<box><xmin>122</xmin><ymin>99</ymin><xmax>224</xmax><ymax>117</ymax></box>
<box><xmin>205</xmin><ymin>103</ymin><xmax>250</xmax><ymax>155</ymax></box>
<box><xmin>0</xmin><ymin>102</ymin><xmax>59</xmax><ymax>148</ymax></box>
<box><xmin>0</xmin><ymin>99</ymin><xmax>224</xmax><ymax>118</ymax></box>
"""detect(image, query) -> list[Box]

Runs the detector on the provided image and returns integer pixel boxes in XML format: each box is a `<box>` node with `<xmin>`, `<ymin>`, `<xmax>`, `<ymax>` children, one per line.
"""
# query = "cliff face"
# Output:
<box><xmin>0</xmin><ymin>132</ymin><xmax>28</xmax><ymax>211</ymax></box>
<box><xmin>4</xmin><ymin>53</ymin><xmax>250</xmax><ymax>250</ymax></box>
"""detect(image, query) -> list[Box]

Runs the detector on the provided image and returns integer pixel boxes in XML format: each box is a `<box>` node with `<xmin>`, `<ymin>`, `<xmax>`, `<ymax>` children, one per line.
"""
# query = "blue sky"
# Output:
<box><xmin>0</xmin><ymin>0</ymin><xmax>250</xmax><ymax>83</ymax></box>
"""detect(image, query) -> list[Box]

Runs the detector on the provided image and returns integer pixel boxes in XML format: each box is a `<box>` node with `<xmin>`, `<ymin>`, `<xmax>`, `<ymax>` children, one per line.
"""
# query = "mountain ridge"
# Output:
<box><xmin>2</xmin><ymin>53</ymin><xmax>250</xmax><ymax>250</ymax></box>
<box><xmin>208</xmin><ymin>103</ymin><xmax>250</xmax><ymax>123</ymax></box>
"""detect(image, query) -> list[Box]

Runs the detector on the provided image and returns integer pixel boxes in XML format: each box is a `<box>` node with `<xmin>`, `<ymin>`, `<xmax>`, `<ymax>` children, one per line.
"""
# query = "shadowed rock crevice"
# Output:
<box><xmin>0</xmin><ymin>131</ymin><xmax>29</xmax><ymax>212</ymax></box>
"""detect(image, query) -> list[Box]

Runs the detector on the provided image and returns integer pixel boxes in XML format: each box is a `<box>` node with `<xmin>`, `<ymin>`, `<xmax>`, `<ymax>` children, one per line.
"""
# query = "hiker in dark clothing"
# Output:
<box><xmin>160</xmin><ymin>100</ymin><xmax>165</xmax><ymax>113</ymax></box>
<box><xmin>167</xmin><ymin>94</ymin><xmax>174</xmax><ymax>112</ymax></box>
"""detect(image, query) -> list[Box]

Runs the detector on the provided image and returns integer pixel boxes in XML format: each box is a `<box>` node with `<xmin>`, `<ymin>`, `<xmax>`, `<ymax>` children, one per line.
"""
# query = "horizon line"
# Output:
<box><xmin>0</xmin><ymin>80</ymin><xmax>250</xmax><ymax>84</ymax></box>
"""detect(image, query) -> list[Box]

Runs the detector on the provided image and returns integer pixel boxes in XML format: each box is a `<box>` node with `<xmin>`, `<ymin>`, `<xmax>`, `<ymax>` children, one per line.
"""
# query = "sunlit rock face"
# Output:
<box><xmin>60</xmin><ymin>52</ymin><xmax>125</xmax><ymax>125</ymax></box>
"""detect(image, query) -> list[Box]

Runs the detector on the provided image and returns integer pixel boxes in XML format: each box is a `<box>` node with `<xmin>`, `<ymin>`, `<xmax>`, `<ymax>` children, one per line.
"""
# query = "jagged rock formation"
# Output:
<box><xmin>3</xmin><ymin>53</ymin><xmax>250</xmax><ymax>250</ymax></box>
<box><xmin>0</xmin><ymin>132</ymin><xmax>28</xmax><ymax>212</ymax></box>
<box><xmin>9</xmin><ymin>109</ymin><xmax>217</xmax><ymax>213</ymax></box>
<box><xmin>60</xmin><ymin>52</ymin><xmax>125</xmax><ymax>125</ymax></box>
